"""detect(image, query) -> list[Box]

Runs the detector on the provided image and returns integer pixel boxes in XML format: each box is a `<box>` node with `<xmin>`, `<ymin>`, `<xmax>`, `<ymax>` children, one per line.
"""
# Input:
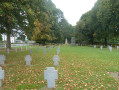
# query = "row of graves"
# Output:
<box><xmin>0</xmin><ymin>45</ymin><xmax>61</xmax><ymax>89</ymax></box>
<box><xmin>93</xmin><ymin>45</ymin><xmax>119</xmax><ymax>51</ymax></box>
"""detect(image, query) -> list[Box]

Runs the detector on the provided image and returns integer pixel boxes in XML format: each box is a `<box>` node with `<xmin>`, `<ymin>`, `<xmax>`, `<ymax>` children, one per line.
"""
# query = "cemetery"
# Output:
<box><xmin>0</xmin><ymin>45</ymin><xmax>118</xmax><ymax>89</ymax></box>
<box><xmin>0</xmin><ymin>0</ymin><xmax>119</xmax><ymax>89</ymax></box>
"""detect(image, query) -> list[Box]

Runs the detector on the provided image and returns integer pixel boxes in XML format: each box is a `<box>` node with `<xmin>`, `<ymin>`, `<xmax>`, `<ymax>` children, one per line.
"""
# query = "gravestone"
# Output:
<box><xmin>21</xmin><ymin>47</ymin><xmax>22</xmax><ymax>51</ymax></box>
<box><xmin>25</xmin><ymin>55</ymin><xmax>32</xmax><ymax>66</ymax></box>
<box><xmin>0</xmin><ymin>55</ymin><xmax>6</xmax><ymax>65</ymax></box>
<box><xmin>15</xmin><ymin>48</ymin><xmax>17</xmax><ymax>52</ymax></box>
<box><xmin>47</xmin><ymin>47</ymin><xmax>50</xmax><ymax>52</ymax></box>
<box><xmin>29</xmin><ymin>49</ymin><xmax>32</xmax><ymax>54</ymax></box>
<box><xmin>94</xmin><ymin>45</ymin><xmax>96</xmax><ymax>48</ymax></box>
<box><xmin>65</xmin><ymin>38</ymin><xmax>68</xmax><ymax>45</ymax></box>
<box><xmin>57</xmin><ymin>48</ymin><xmax>60</xmax><ymax>55</ymax></box>
<box><xmin>0</xmin><ymin>67</ymin><xmax>4</xmax><ymax>88</ymax></box>
<box><xmin>37</xmin><ymin>47</ymin><xmax>39</xmax><ymax>52</ymax></box>
<box><xmin>109</xmin><ymin>46</ymin><xmax>112</xmax><ymax>51</ymax></box>
<box><xmin>53</xmin><ymin>55</ymin><xmax>60</xmax><ymax>66</ymax></box>
<box><xmin>43</xmin><ymin>48</ymin><xmax>46</xmax><ymax>54</ymax></box>
<box><xmin>44</xmin><ymin>67</ymin><xmax>58</xmax><ymax>88</ymax></box>
<box><xmin>100</xmin><ymin>45</ymin><xmax>103</xmax><ymax>50</ymax></box>
<box><xmin>117</xmin><ymin>46</ymin><xmax>119</xmax><ymax>50</ymax></box>
<box><xmin>7</xmin><ymin>48</ymin><xmax>9</xmax><ymax>54</ymax></box>
<box><xmin>26</xmin><ymin>46</ymin><xmax>27</xmax><ymax>51</ymax></box>
<box><xmin>70</xmin><ymin>37</ymin><xmax>76</xmax><ymax>46</ymax></box>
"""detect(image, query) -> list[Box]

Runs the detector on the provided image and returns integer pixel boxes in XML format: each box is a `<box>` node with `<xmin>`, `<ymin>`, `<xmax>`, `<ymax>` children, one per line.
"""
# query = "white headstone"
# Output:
<box><xmin>43</xmin><ymin>48</ymin><xmax>46</xmax><ymax>54</ymax></box>
<box><xmin>94</xmin><ymin>45</ymin><xmax>96</xmax><ymax>48</ymax></box>
<box><xmin>53</xmin><ymin>55</ymin><xmax>60</xmax><ymax>66</ymax></box>
<box><xmin>15</xmin><ymin>48</ymin><xmax>17</xmax><ymax>52</ymax></box>
<box><xmin>29</xmin><ymin>49</ymin><xmax>32</xmax><ymax>54</ymax></box>
<box><xmin>117</xmin><ymin>46</ymin><xmax>119</xmax><ymax>50</ymax></box>
<box><xmin>0</xmin><ymin>67</ymin><xmax>4</xmax><ymax>88</ymax></box>
<box><xmin>0</xmin><ymin>55</ymin><xmax>6</xmax><ymax>65</ymax></box>
<box><xmin>25</xmin><ymin>55</ymin><xmax>32</xmax><ymax>66</ymax></box>
<box><xmin>109</xmin><ymin>46</ymin><xmax>112</xmax><ymax>51</ymax></box>
<box><xmin>57</xmin><ymin>48</ymin><xmax>60</xmax><ymax>55</ymax></box>
<box><xmin>37</xmin><ymin>47</ymin><xmax>39</xmax><ymax>52</ymax></box>
<box><xmin>7</xmin><ymin>48</ymin><xmax>9</xmax><ymax>54</ymax></box>
<box><xmin>44</xmin><ymin>67</ymin><xmax>58</xmax><ymax>88</ymax></box>
<box><xmin>21</xmin><ymin>47</ymin><xmax>22</xmax><ymax>51</ymax></box>
<box><xmin>100</xmin><ymin>45</ymin><xmax>103</xmax><ymax>50</ymax></box>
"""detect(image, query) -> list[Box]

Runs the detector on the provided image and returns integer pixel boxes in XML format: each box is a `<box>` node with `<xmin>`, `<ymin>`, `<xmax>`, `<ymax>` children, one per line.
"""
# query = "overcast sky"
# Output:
<box><xmin>51</xmin><ymin>0</ymin><xmax>97</xmax><ymax>26</ymax></box>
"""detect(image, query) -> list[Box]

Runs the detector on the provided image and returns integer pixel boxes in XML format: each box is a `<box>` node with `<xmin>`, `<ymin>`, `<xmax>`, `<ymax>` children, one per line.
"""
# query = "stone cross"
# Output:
<box><xmin>109</xmin><ymin>46</ymin><xmax>112</xmax><ymax>51</ymax></box>
<box><xmin>25</xmin><ymin>55</ymin><xmax>32</xmax><ymax>66</ymax></box>
<box><xmin>37</xmin><ymin>47</ymin><xmax>39</xmax><ymax>52</ymax></box>
<box><xmin>0</xmin><ymin>55</ymin><xmax>6</xmax><ymax>65</ymax></box>
<box><xmin>7</xmin><ymin>48</ymin><xmax>9</xmax><ymax>54</ymax></box>
<box><xmin>53</xmin><ymin>55</ymin><xmax>60</xmax><ymax>66</ymax></box>
<box><xmin>26</xmin><ymin>46</ymin><xmax>27</xmax><ymax>51</ymax></box>
<box><xmin>21</xmin><ymin>47</ymin><xmax>22</xmax><ymax>51</ymax></box>
<box><xmin>15</xmin><ymin>48</ymin><xmax>17</xmax><ymax>52</ymax></box>
<box><xmin>0</xmin><ymin>67</ymin><xmax>4</xmax><ymax>88</ymax></box>
<box><xmin>43</xmin><ymin>48</ymin><xmax>46</xmax><ymax>54</ymax></box>
<box><xmin>94</xmin><ymin>45</ymin><xmax>96</xmax><ymax>48</ymax></box>
<box><xmin>100</xmin><ymin>45</ymin><xmax>103</xmax><ymax>50</ymax></box>
<box><xmin>29</xmin><ymin>49</ymin><xmax>32</xmax><ymax>54</ymax></box>
<box><xmin>44</xmin><ymin>67</ymin><xmax>58</xmax><ymax>88</ymax></box>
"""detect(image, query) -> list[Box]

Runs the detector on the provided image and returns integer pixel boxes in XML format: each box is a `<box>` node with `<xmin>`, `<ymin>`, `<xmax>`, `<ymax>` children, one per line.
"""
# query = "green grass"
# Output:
<box><xmin>0</xmin><ymin>46</ymin><xmax>119</xmax><ymax>89</ymax></box>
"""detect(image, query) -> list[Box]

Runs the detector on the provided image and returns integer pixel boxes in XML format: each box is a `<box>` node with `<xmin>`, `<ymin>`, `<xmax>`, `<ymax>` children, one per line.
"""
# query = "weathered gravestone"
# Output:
<box><xmin>7</xmin><ymin>48</ymin><xmax>9</xmax><ymax>54</ymax></box>
<box><xmin>44</xmin><ymin>67</ymin><xmax>58</xmax><ymax>88</ymax></box>
<box><xmin>109</xmin><ymin>46</ymin><xmax>112</xmax><ymax>51</ymax></box>
<box><xmin>47</xmin><ymin>47</ymin><xmax>50</xmax><ymax>52</ymax></box>
<box><xmin>43</xmin><ymin>48</ymin><xmax>46</xmax><ymax>54</ymax></box>
<box><xmin>94</xmin><ymin>45</ymin><xmax>96</xmax><ymax>48</ymax></box>
<box><xmin>15</xmin><ymin>48</ymin><xmax>17</xmax><ymax>52</ymax></box>
<box><xmin>117</xmin><ymin>46</ymin><xmax>119</xmax><ymax>50</ymax></box>
<box><xmin>37</xmin><ymin>47</ymin><xmax>39</xmax><ymax>52</ymax></box>
<box><xmin>25</xmin><ymin>55</ymin><xmax>32</xmax><ymax>66</ymax></box>
<box><xmin>0</xmin><ymin>55</ymin><xmax>6</xmax><ymax>65</ymax></box>
<box><xmin>21</xmin><ymin>47</ymin><xmax>22</xmax><ymax>51</ymax></box>
<box><xmin>0</xmin><ymin>67</ymin><xmax>4</xmax><ymax>88</ymax></box>
<box><xmin>29</xmin><ymin>49</ymin><xmax>32</xmax><ymax>54</ymax></box>
<box><xmin>65</xmin><ymin>38</ymin><xmax>68</xmax><ymax>45</ymax></box>
<box><xmin>70</xmin><ymin>37</ymin><xmax>76</xmax><ymax>46</ymax></box>
<box><xmin>26</xmin><ymin>46</ymin><xmax>27</xmax><ymax>51</ymax></box>
<box><xmin>57</xmin><ymin>48</ymin><xmax>60</xmax><ymax>55</ymax></box>
<box><xmin>53</xmin><ymin>55</ymin><xmax>60</xmax><ymax>66</ymax></box>
<box><xmin>100</xmin><ymin>45</ymin><xmax>103</xmax><ymax>50</ymax></box>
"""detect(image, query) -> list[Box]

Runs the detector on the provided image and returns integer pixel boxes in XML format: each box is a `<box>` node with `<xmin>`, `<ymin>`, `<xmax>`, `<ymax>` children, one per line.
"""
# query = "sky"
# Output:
<box><xmin>51</xmin><ymin>0</ymin><xmax>97</xmax><ymax>26</ymax></box>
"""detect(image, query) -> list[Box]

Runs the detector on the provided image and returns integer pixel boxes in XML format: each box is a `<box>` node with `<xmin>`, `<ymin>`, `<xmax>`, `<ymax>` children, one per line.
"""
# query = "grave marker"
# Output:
<box><xmin>53</xmin><ymin>55</ymin><xmax>60</xmax><ymax>66</ymax></box>
<box><xmin>7</xmin><ymin>48</ymin><xmax>9</xmax><ymax>54</ymax></box>
<box><xmin>44</xmin><ymin>67</ymin><xmax>58</xmax><ymax>88</ymax></box>
<box><xmin>25</xmin><ymin>55</ymin><xmax>32</xmax><ymax>66</ymax></box>
<box><xmin>0</xmin><ymin>55</ymin><xmax>6</xmax><ymax>65</ymax></box>
<box><xmin>0</xmin><ymin>67</ymin><xmax>4</xmax><ymax>88</ymax></box>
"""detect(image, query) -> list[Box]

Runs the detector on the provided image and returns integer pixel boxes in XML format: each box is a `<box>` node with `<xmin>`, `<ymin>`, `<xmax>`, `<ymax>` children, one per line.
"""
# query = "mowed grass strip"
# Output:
<box><xmin>0</xmin><ymin>46</ymin><xmax>119</xmax><ymax>89</ymax></box>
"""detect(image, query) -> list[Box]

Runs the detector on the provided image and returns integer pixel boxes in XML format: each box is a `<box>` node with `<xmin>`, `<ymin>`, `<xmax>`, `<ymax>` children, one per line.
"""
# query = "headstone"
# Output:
<box><xmin>26</xmin><ymin>46</ymin><xmax>27</xmax><ymax>51</ymax></box>
<box><xmin>109</xmin><ymin>46</ymin><xmax>112</xmax><ymax>51</ymax></box>
<box><xmin>100</xmin><ymin>45</ymin><xmax>103</xmax><ymax>50</ymax></box>
<box><xmin>47</xmin><ymin>47</ymin><xmax>50</xmax><ymax>52</ymax></box>
<box><xmin>117</xmin><ymin>46</ymin><xmax>119</xmax><ymax>50</ymax></box>
<box><xmin>53</xmin><ymin>55</ymin><xmax>60</xmax><ymax>66</ymax></box>
<box><xmin>25</xmin><ymin>55</ymin><xmax>32</xmax><ymax>66</ymax></box>
<box><xmin>70</xmin><ymin>37</ymin><xmax>76</xmax><ymax>46</ymax></box>
<box><xmin>0</xmin><ymin>55</ymin><xmax>6</xmax><ymax>65</ymax></box>
<box><xmin>37</xmin><ymin>47</ymin><xmax>39</xmax><ymax>52</ymax></box>
<box><xmin>21</xmin><ymin>47</ymin><xmax>22</xmax><ymax>51</ymax></box>
<box><xmin>94</xmin><ymin>45</ymin><xmax>96</xmax><ymax>48</ymax></box>
<box><xmin>65</xmin><ymin>38</ymin><xmax>68</xmax><ymax>45</ymax></box>
<box><xmin>44</xmin><ymin>67</ymin><xmax>58</xmax><ymax>88</ymax></box>
<box><xmin>43</xmin><ymin>48</ymin><xmax>46</xmax><ymax>54</ymax></box>
<box><xmin>29</xmin><ymin>49</ymin><xmax>32</xmax><ymax>54</ymax></box>
<box><xmin>7</xmin><ymin>48</ymin><xmax>9</xmax><ymax>54</ymax></box>
<box><xmin>15</xmin><ymin>48</ymin><xmax>17</xmax><ymax>52</ymax></box>
<box><xmin>57</xmin><ymin>48</ymin><xmax>60</xmax><ymax>55</ymax></box>
<box><xmin>0</xmin><ymin>67</ymin><xmax>4</xmax><ymax>88</ymax></box>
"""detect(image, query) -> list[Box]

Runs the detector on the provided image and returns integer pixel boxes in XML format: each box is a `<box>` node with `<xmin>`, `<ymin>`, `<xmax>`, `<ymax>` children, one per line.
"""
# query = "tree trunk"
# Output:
<box><xmin>104</xmin><ymin>37</ymin><xmax>107</xmax><ymax>46</ymax></box>
<box><xmin>7</xmin><ymin>33</ymin><xmax>11</xmax><ymax>49</ymax></box>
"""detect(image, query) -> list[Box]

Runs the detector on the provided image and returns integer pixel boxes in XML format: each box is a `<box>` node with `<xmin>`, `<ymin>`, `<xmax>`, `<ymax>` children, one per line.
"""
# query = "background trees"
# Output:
<box><xmin>75</xmin><ymin>0</ymin><xmax>119</xmax><ymax>46</ymax></box>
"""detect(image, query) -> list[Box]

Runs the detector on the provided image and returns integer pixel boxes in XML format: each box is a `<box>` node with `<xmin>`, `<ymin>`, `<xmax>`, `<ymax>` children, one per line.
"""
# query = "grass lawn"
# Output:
<box><xmin>0</xmin><ymin>46</ymin><xmax>119</xmax><ymax>89</ymax></box>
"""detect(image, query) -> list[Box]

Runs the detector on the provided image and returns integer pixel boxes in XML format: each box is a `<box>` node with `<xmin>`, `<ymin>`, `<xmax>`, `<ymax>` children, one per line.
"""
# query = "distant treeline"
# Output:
<box><xmin>75</xmin><ymin>0</ymin><xmax>119</xmax><ymax>46</ymax></box>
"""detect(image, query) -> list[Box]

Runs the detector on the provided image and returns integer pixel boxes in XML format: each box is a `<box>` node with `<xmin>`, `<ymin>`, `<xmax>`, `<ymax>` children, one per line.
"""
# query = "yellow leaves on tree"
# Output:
<box><xmin>32</xmin><ymin>19</ymin><xmax>52</xmax><ymax>42</ymax></box>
